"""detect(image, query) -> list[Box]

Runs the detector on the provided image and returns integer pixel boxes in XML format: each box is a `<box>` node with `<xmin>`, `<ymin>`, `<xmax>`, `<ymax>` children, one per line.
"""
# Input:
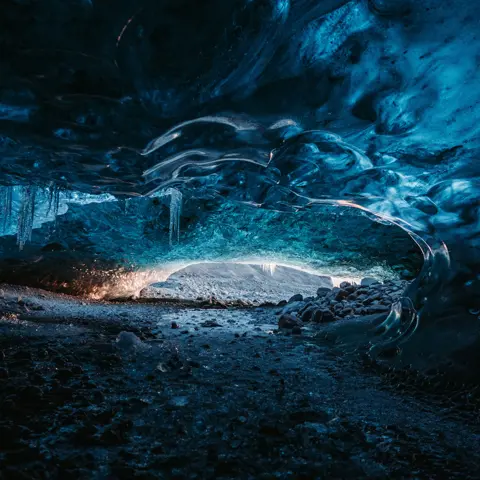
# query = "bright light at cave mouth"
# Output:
<box><xmin>92</xmin><ymin>259</ymin><xmax>367</xmax><ymax>302</ymax></box>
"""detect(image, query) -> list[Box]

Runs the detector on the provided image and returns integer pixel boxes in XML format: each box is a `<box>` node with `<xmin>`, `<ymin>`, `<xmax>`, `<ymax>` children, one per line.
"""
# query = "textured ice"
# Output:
<box><xmin>0</xmin><ymin>0</ymin><xmax>478</xmax><ymax>354</ymax></box>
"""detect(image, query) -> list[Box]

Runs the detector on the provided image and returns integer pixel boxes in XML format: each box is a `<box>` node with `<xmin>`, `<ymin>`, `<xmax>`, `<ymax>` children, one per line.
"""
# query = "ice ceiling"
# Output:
<box><xmin>0</xmin><ymin>1</ymin><xmax>479</xmax><ymax>352</ymax></box>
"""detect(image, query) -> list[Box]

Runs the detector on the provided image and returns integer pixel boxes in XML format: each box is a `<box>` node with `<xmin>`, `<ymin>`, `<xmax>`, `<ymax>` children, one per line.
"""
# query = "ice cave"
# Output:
<box><xmin>0</xmin><ymin>0</ymin><xmax>479</xmax><ymax>478</ymax></box>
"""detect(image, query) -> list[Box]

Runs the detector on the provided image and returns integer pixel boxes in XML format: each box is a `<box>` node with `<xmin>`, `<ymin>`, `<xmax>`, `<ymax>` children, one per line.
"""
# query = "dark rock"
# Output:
<box><xmin>313</xmin><ymin>309</ymin><xmax>335</xmax><ymax>323</ymax></box>
<box><xmin>12</xmin><ymin>350</ymin><xmax>32</xmax><ymax>361</ymax></box>
<box><xmin>74</xmin><ymin>424</ymin><xmax>98</xmax><ymax>445</ymax></box>
<box><xmin>366</xmin><ymin>305</ymin><xmax>391</xmax><ymax>314</ymax></box>
<box><xmin>288</xmin><ymin>294</ymin><xmax>303</xmax><ymax>303</ymax></box>
<box><xmin>316</xmin><ymin>287</ymin><xmax>331</xmax><ymax>297</ymax></box>
<box><xmin>0</xmin><ymin>425</ymin><xmax>27</xmax><ymax>450</ymax></box>
<box><xmin>277</xmin><ymin>300</ymin><xmax>287</xmax><ymax>307</ymax></box>
<box><xmin>4</xmin><ymin>446</ymin><xmax>44</xmax><ymax>464</ymax></box>
<box><xmin>100</xmin><ymin>420</ymin><xmax>133</xmax><ymax>445</ymax></box>
<box><xmin>55</xmin><ymin>368</ymin><xmax>74</xmax><ymax>382</ymax></box>
<box><xmin>363</xmin><ymin>293</ymin><xmax>382</xmax><ymax>305</ymax></box>
<box><xmin>201</xmin><ymin>320</ymin><xmax>221</xmax><ymax>327</ymax></box>
<box><xmin>18</xmin><ymin>385</ymin><xmax>43</xmax><ymax>403</ymax></box>
<box><xmin>292</xmin><ymin>326</ymin><xmax>302</xmax><ymax>335</ymax></box>
<box><xmin>339</xmin><ymin>281</ymin><xmax>351</xmax><ymax>289</ymax></box>
<box><xmin>171</xmin><ymin>321</ymin><xmax>179</xmax><ymax>329</ymax></box>
<box><xmin>278</xmin><ymin>314</ymin><xmax>300</xmax><ymax>329</ymax></box>
<box><xmin>71</xmin><ymin>365</ymin><xmax>84</xmax><ymax>375</ymax></box>
<box><xmin>41</xmin><ymin>241</ymin><xmax>68</xmax><ymax>252</ymax></box>
<box><xmin>335</xmin><ymin>289</ymin><xmax>349</xmax><ymax>301</ymax></box>
<box><xmin>281</xmin><ymin>301</ymin><xmax>305</xmax><ymax>315</ymax></box>
<box><xmin>301</xmin><ymin>306</ymin><xmax>317</xmax><ymax>323</ymax></box>
<box><xmin>361</xmin><ymin>277</ymin><xmax>380</xmax><ymax>286</ymax></box>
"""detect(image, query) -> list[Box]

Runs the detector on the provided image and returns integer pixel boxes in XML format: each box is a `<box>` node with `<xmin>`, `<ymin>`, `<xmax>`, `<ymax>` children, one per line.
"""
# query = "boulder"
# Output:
<box><xmin>278</xmin><ymin>314</ymin><xmax>300</xmax><ymax>329</ymax></box>
<box><xmin>313</xmin><ymin>309</ymin><xmax>335</xmax><ymax>323</ymax></box>
<box><xmin>316</xmin><ymin>287</ymin><xmax>331</xmax><ymax>297</ymax></box>
<box><xmin>288</xmin><ymin>294</ymin><xmax>303</xmax><ymax>303</ymax></box>
<box><xmin>360</xmin><ymin>277</ymin><xmax>380</xmax><ymax>287</ymax></box>
<box><xmin>300</xmin><ymin>306</ymin><xmax>317</xmax><ymax>323</ymax></box>
<box><xmin>281</xmin><ymin>301</ymin><xmax>306</xmax><ymax>315</ymax></box>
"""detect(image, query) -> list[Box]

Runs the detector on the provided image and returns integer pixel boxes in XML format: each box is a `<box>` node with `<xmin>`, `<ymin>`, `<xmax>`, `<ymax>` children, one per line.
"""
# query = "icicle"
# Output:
<box><xmin>155</xmin><ymin>187</ymin><xmax>183</xmax><ymax>246</ymax></box>
<box><xmin>168</xmin><ymin>188</ymin><xmax>182</xmax><ymax>246</ymax></box>
<box><xmin>46</xmin><ymin>183</ymin><xmax>61</xmax><ymax>219</ymax></box>
<box><xmin>261</xmin><ymin>263</ymin><xmax>277</xmax><ymax>276</ymax></box>
<box><xmin>0</xmin><ymin>186</ymin><xmax>13</xmax><ymax>233</ymax></box>
<box><xmin>17</xmin><ymin>186</ymin><xmax>38</xmax><ymax>250</ymax></box>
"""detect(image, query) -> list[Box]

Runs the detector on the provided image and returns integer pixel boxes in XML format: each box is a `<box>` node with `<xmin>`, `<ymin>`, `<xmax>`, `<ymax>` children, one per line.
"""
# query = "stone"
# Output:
<box><xmin>281</xmin><ymin>301</ymin><xmax>305</xmax><ymax>315</ymax></box>
<box><xmin>41</xmin><ymin>241</ymin><xmax>68</xmax><ymax>252</ymax></box>
<box><xmin>288</xmin><ymin>294</ymin><xmax>303</xmax><ymax>303</ymax></box>
<box><xmin>366</xmin><ymin>305</ymin><xmax>390</xmax><ymax>314</ymax></box>
<box><xmin>201</xmin><ymin>320</ymin><xmax>221</xmax><ymax>327</ymax></box>
<box><xmin>301</xmin><ymin>306</ymin><xmax>317</xmax><ymax>323</ymax></box>
<box><xmin>278</xmin><ymin>314</ymin><xmax>300</xmax><ymax>329</ymax></box>
<box><xmin>334</xmin><ymin>289</ymin><xmax>349</xmax><ymax>301</ymax></box>
<box><xmin>339</xmin><ymin>281</ymin><xmax>351</xmax><ymax>289</ymax></box>
<box><xmin>361</xmin><ymin>277</ymin><xmax>380</xmax><ymax>287</ymax></box>
<box><xmin>320</xmin><ymin>310</ymin><xmax>335</xmax><ymax>323</ymax></box>
<box><xmin>291</xmin><ymin>326</ymin><xmax>302</xmax><ymax>335</ymax></box>
<box><xmin>55</xmin><ymin>368</ymin><xmax>74</xmax><ymax>383</ymax></box>
<box><xmin>312</xmin><ymin>309</ymin><xmax>335</xmax><ymax>323</ymax></box>
<box><xmin>316</xmin><ymin>287</ymin><xmax>331</xmax><ymax>297</ymax></box>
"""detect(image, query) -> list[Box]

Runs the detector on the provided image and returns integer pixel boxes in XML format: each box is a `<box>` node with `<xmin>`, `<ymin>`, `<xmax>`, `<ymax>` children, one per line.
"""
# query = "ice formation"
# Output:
<box><xmin>16</xmin><ymin>186</ymin><xmax>38</xmax><ymax>250</ymax></box>
<box><xmin>0</xmin><ymin>0</ymin><xmax>478</xmax><ymax>358</ymax></box>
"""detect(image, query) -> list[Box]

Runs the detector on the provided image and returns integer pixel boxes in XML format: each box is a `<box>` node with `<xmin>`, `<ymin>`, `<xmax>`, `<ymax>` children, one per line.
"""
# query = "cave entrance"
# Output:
<box><xmin>139</xmin><ymin>261</ymin><xmax>360</xmax><ymax>305</ymax></box>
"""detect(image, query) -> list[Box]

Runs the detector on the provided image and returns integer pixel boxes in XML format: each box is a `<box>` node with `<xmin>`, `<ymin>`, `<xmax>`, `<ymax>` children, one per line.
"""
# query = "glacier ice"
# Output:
<box><xmin>17</xmin><ymin>186</ymin><xmax>38</xmax><ymax>250</ymax></box>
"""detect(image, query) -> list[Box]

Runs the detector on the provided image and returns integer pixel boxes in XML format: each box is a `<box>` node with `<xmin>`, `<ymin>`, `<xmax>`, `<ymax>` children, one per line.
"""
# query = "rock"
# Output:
<box><xmin>201</xmin><ymin>320</ymin><xmax>221</xmax><ymax>328</ymax></box>
<box><xmin>366</xmin><ymin>305</ymin><xmax>391</xmax><ymax>314</ymax></box>
<box><xmin>55</xmin><ymin>368</ymin><xmax>74</xmax><ymax>382</ymax></box>
<box><xmin>334</xmin><ymin>289</ymin><xmax>349</xmax><ymax>301</ymax></box>
<box><xmin>18</xmin><ymin>385</ymin><xmax>43</xmax><ymax>403</ymax></box>
<box><xmin>291</xmin><ymin>326</ymin><xmax>302</xmax><ymax>335</ymax></box>
<box><xmin>41</xmin><ymin>241</ymin><xmax>68</xmax><ymax>252</ymax></box>
<box><xmin>278</xmin><ymin>314</ymin><xmax>300</xmax><ymax>329</ymax></box>
<box><xmin>316</xmin><ymin>287</ymin><xmax>331</xmax><ymax>297</ymax></box>
<box><xmin>171</xmin><ymin>321</ymin><xmax>179</xmax><ymax>329</ymax></box>
<box><xmin>363</xmin><ymin>293</ymin><xmax>382</xmax><ymax>305</ymax></box>
<box><xmin>313</xmin><ymin>309</ymin><xmax>335</xmax><ymax>323</ymax></box>
<box><xmin>116</xmin><ymin>331</ymin><xmax>143</xmax><ymax>350</ymax></box>
<box><xmin>277</xmin><ymin>300</ymin><xmax>287</xmax><ymax>307</ymax></box>
<box><xmin>339</xmin><ymin>281</ymin><xmax>351</xmax><ymax>289</ymax></box>
<box><xmin>281</xmin><ymin>301</ymin><xmax>305</xmax><ymax>315</ymax></box>
<box><xmin>361</xmin><ymin>277</ymin><xmax>379</xmax><ymax>287</ymax></box>
<box><xmin>301</xmin><ymin>306</ymin><xmax>317</xmax><ymax>323</ymax></box>
<box><xmin>288</xmin><ymin>294</ymin><xmax>303</xmax><ymax>303</ymax></box>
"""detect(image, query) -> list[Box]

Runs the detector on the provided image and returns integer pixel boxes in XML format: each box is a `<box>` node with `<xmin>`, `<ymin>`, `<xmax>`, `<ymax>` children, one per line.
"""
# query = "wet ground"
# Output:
<box><xmin>1</xmin><ymin>285</ymin><xmax>480</xmax><ymax>479</ymax></box>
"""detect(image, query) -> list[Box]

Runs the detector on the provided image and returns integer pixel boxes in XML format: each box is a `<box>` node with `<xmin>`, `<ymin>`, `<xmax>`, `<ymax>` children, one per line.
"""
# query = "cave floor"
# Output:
<box><xmin>0</xmin><ymin>285</ymin><xmax>479</xmax><ymax>479</ymax></box>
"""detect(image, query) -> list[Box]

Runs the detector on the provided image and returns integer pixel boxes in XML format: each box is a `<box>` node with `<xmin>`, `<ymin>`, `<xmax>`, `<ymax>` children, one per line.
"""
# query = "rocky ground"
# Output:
<box><xmin>1</xmin><ymin>282</ymin><xmax>480</xmax><ymax>479</ymax></box>
<box><xmin>275</xmin><ymin>278</ymin><xmax>407</xmax><ymax>332</ymax></box>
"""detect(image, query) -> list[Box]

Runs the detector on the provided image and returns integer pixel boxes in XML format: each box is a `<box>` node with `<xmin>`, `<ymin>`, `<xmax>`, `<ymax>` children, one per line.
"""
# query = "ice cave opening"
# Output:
<box><xmin>138</xmin><ymin>261</ymin><xmax>358</xmax><ymax>304</ymax></box>
<box><xmin>1</xmin><ymin>0</ymin><xmax>480</xmax><ymax>476</ymax></box>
